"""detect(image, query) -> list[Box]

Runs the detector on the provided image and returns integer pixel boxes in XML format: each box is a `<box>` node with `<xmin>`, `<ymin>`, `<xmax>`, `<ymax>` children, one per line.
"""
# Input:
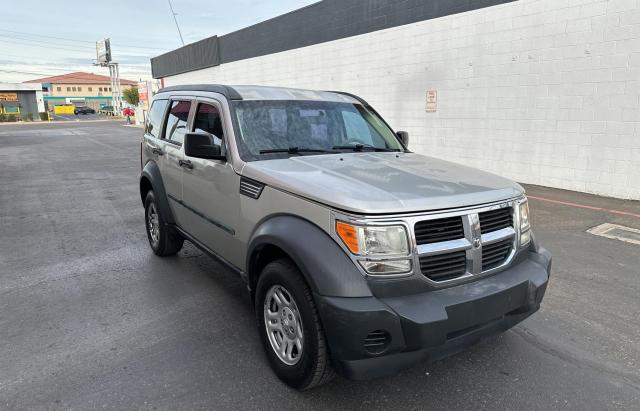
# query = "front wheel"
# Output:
<box><xmin>144</xmin><ymin>191</ymin><xmax>183</xmax><ymax>256</ymax></box>
<box><xmin>256</xmin><ymin>259</ymin><xmax>335</xmax><ymax>390</ymax></box>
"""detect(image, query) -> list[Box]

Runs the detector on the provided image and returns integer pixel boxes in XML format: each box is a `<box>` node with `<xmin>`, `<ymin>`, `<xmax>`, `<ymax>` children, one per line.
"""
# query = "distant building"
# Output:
<box><xmin>0</xmin><ymin>83</ymin><xmax>45</xmax><ymax>120</ymax></box>
<box><xmin>24</xmin><ymin>72</ymin><xmax>137</xmax><ymax>110</ymax></box>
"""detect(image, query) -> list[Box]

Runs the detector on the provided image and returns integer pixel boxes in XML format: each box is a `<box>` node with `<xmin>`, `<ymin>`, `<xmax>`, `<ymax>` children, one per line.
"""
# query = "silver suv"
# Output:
<box><xmin>140</xmin><ymin>85</ymin><xmax>551</xmax><ymax>390</ymax></box>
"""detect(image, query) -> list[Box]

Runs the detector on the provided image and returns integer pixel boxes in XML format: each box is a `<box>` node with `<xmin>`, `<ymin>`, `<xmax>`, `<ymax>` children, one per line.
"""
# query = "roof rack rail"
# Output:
<box><xmin>325</xmin><ymin>90</ymin><xmax>370</xmax><ymax>106</ymax></box>
<box><xmin>157</xmin><ymin>84</ymin><xmax>243</xmax><ymax>100</ymax></box>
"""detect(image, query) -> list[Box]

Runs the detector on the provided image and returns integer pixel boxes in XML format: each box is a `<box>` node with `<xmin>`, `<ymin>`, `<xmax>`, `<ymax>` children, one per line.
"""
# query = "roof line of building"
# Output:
<box><xmin>24</xmin><ymin>71</ymin><xmax>137</xmax><ymax>86</ymax></box>
<box><xmin>151</xmin><ymin>0</ymin><xmax>516</xmax><ymax>79</ymax></box>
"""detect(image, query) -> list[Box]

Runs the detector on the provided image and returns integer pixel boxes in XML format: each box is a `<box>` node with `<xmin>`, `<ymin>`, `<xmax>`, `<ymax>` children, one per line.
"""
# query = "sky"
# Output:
<box><xmin>0</xmin><ymin>0</ymin><xmax>318</xmax><ymax>84</ymax></box>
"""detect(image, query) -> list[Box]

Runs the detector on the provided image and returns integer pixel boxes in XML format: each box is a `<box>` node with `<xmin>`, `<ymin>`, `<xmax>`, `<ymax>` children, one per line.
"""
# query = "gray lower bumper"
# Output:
<box><xmin>316</xmin><ymin>248</ymin><xmax>551</xmax><ymax>380</ymax></box>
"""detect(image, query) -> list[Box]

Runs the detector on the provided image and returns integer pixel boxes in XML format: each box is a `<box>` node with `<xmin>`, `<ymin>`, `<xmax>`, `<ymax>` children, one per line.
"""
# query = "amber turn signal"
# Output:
<box><xmin>336</xmin><ymin>221</ymin><xmax>359</xmax><ymax>254</ymax></box>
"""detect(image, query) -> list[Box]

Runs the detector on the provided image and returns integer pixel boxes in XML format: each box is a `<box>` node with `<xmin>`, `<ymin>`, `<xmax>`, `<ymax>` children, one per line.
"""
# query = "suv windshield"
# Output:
<box><xmin>233</xmin><ymin>100</ymin><xmax>404</xmax><ymax>161</ymax></box>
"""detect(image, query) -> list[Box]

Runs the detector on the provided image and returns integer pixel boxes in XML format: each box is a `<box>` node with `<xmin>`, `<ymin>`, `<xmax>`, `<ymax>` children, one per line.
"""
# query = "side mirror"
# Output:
<box><xmin>396</xmin><ymin>131</ymin><xmax>409</xmax><ymax>147</ymax></box>
<box><xmin>184</xmin><ymin>132</ymin><xmax>225</xmax><ymax>161</ymax></box>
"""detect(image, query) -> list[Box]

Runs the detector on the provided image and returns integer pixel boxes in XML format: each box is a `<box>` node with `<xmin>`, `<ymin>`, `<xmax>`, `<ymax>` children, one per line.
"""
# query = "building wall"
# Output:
<box><xmin>48</xmin><ymin>83</ymin><xmax>134</xmax><ymax>98</ymax></box>
<box><xmin>17</xmin><ymin>91</ymin><xmax>40</xmax><ymax>116</ymax></box>
<box><xmin>0</xmin><ymin>83</ymin><xmax>44</xmax><ymax>118</ymax></box>
<box><xmin>163</xmin><ymin>0</ymin><xmax>640</xmax><ymax>200</ymax></box>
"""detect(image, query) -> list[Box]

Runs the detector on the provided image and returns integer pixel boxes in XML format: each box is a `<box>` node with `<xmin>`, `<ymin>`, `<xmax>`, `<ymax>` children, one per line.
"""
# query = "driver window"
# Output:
<box><xmin>193</xmin><ymin>103</ymin><xmax>224</xmax><ymax>148</ymax></box>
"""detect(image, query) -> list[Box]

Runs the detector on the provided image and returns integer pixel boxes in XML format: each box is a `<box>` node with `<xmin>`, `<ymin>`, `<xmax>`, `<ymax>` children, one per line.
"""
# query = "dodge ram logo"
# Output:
<box><xmin>473</xmin><ymin>238</ymin><xmax>481</xmax><ymax>249</ymax></box>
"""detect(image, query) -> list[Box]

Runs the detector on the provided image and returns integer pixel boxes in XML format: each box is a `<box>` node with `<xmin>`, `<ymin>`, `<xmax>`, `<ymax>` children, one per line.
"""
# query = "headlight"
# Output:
<box><xmin>336</xmin><ymin>221</ymin><xmax>411</xmax><ymax>275</ymax></box>
<box><xmin>519</xmin><ymin>200</ymin><xmax>531</xmax><ymax>246</ymax></box>
<box><xmin>336</xmin><ymin>222</ymin><xmax>409</xmax><ymax>256</ymax></box>
<box><xmin>519</xmin><ymin>200</ymin><xmax>530</xmax><ymax>231</ymax></box>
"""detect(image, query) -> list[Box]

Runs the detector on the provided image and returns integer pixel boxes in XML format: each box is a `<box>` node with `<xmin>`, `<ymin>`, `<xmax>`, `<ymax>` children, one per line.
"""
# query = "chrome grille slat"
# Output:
<box><xmin>415</xmin><ymin>202</ymin><xmax>517</xmax><ymax>283</ymax></box>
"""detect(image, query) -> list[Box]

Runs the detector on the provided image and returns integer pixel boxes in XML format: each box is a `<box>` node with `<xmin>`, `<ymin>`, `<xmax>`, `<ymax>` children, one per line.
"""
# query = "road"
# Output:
<box><xmin>0</xmin><ymin>121</ymin><xmax>638</xmax><ymax>410</ymax></box>
<box><xmin>50</xmin><ymin>113</ymin><xmax>117</xmax><ymax>122</ymax></box>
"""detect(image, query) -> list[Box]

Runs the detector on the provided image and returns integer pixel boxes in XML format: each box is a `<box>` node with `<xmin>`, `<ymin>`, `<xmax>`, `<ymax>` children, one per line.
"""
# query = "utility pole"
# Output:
<box><xmin>167</xmin><ymin>0</ymin><xmax>185</xmax><ymax>46</ymax></box>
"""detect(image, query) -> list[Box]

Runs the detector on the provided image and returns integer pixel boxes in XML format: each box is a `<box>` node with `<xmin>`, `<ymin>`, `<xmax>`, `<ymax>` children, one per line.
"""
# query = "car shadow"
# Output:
<box><xmin>155</xmin><ymin>240</ymin><xmax>536</xmax><ymax>408</ymax></box>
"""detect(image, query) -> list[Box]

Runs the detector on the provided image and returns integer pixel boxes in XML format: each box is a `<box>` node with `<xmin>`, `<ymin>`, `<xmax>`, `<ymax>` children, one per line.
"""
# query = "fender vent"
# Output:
<box><xmin>363</xmin><ymin>330</ymin><xmax>391</xmax><ymax>355</ymax></box>
<box><xmin>240</xmin><ymin>177</ymin><xmax>265</xmax><ymax>199</ymax></box>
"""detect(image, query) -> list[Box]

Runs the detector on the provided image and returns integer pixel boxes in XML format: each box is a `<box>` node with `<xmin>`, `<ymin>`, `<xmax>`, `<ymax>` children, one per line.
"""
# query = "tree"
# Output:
<box><xmin>123</xmin><ymin>87</ymin><xmax>139</xmax><ymax>106</ymax></box>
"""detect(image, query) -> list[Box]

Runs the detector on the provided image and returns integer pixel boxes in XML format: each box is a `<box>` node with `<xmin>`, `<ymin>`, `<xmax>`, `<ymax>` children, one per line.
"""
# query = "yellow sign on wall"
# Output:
<box><xmin>0</xmin><ymin>92</ymin><xmax>18</xmax><ymax>101</ymax></box>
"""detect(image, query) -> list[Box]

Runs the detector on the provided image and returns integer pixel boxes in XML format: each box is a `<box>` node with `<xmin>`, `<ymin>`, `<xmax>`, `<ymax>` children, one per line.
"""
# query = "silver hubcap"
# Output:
<box><xmin>264</xmin><ymin>285</ymin><xmax>303</xmax><ymax>366</ymax></box>
<box><xmin>147</xmin><ymin>203</ymin><xmax>160</xmax><ymax>246</ymax></box>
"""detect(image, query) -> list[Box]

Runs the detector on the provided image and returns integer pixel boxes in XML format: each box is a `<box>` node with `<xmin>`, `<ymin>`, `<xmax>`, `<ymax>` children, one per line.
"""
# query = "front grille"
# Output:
<box><xmin>414</xmin><ymin>216</ymin><xmax>464</xmax><ymax>245</ymax></box>
<box><xmin>482</xmin><ymin>238</ymin><xmax>513</xmax><ymax>270</ymax></box>
<box><xmin>419</xmin><ymin>250</ymin><xmax>467</xmax><ymax>281</ymax></box>
<box><xmin>479</xmin><ymin>208</ymin><xmax>513</xmax><ymax>234</ymax></box>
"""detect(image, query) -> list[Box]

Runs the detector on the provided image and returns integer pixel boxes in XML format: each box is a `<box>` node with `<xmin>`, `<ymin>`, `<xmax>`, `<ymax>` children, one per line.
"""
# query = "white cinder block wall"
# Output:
<box><xmin>165</xmin><ymin>0</ymin><xmax>640</xmax><ymax>200</ymax></box>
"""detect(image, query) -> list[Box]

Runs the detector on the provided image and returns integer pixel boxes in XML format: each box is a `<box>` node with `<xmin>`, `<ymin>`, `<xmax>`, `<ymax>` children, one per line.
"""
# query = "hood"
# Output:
<box><xmin>241</xmin><ymin>153</ymin><xmax>524</xmax><ymax>214</ymax></box>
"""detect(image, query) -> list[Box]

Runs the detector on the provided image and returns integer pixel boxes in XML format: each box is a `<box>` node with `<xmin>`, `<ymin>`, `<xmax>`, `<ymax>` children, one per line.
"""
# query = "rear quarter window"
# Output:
<box><xmin>146</xmin><ymin>99</ymin><xmax>168</xmax><ymax>138</ymax></box>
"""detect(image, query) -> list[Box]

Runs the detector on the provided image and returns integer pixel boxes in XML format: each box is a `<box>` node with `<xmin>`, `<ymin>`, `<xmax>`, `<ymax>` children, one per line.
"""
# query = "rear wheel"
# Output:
<box><xmin>144</xmin><ymin>191</ymin><xmax>183</xmax><ymax>256</ymax></box>
<box><xmin>256</xmin><ymin>259</ymin><xmax>335</xmax><ymax>390</ymax></box>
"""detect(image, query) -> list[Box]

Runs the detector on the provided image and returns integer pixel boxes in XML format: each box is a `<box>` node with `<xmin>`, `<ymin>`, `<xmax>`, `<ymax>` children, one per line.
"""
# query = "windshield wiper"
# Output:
<box><xmin>259</xmin><ymin>147</ymin><xmax>338</xmax><ymax>155</ymax></box>
<box><xmin>332</xmin><ymin>144</ymin><xmax>400</xmax><ymax>152</ymax></box>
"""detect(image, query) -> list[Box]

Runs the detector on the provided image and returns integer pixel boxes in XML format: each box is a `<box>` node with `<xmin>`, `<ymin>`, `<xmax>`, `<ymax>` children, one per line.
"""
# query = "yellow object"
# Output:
<box><xmin>54</xmin><ymin>105</ymin><xmax>75</xmax><ymax>115</ymax></box>
<box><xmin>336</xmin><ymin>221</ymin><xmax>359</xmax><ymax>254</ymax></box>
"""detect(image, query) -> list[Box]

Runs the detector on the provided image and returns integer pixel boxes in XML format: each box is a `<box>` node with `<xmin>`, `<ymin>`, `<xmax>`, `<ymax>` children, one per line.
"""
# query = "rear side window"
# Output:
<box><xmin>164</xmin><ymin>100</ymin><xmax>192</xmax><ymax>144</ymax></box>
<box><xmin>146</xmin><ymin>99</ymin><xmax>168</xmax><ymax>138</ymax></box>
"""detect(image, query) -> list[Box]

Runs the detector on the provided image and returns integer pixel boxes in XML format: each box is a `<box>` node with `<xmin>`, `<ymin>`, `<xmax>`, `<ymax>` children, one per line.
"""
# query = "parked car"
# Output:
<box><xmin>139</xmin><ymin>85</ymin><xmax>551</xmax><ymax>390</ymax></box>
<box><xmin>74</xmin><ymin>105</ymin><xmax>95</xmax><ymax>115</ymax></box>
<box><xmin>98</xmin><ymin>105</ymin><xmax>115</xmax><ymax>116</ymax></box>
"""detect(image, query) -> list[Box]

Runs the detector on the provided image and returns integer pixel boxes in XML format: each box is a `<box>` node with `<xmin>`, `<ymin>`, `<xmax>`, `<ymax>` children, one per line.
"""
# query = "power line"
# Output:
<box><xmin>0</xmin><ymin>35</ymin><xmax>150</xmax><ymax>54</ymax></box>
<box><xmin>0</xmin><ymin>56</ymin><xmax>150</xmax><ymax>71</ymax></box>
<box><xmin>0</xmin><ymin>32</ymin><xmax>94</xmax><ymax>51</ymax></box>
<box><xmin>0</xmin><ymin>28</ymin><xmax>173</xmax><ymax>51</ymax></box>
<box><xmin>0</xmin><ymin>38</ymin><xmax>156</xmax><ymax>59</ymax></box>
<box><xmin>0</xmin><ymin>38</ymin><xmax>95</xmax><ymax>53</ymax></box>
<box><xmin>0</xmin><ymin>63</ymin><xmax>79</xmax><ymax>72</ymax></box>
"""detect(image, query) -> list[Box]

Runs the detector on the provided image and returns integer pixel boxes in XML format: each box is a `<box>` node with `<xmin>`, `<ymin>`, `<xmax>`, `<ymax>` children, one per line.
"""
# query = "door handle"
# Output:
<box><xmin>179</xmin><ymin>159</ymin><xmax>193</xmax><ymax>169</ymax></box>
<box><xmin>151</xmin><ymin>147</ymin><xmax>164</xmax><ymax>156</ymax></box>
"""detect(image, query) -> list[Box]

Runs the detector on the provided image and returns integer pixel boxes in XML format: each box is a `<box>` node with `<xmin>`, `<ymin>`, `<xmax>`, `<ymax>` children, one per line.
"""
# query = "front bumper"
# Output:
<box><xmin>316</xmin><ymin>248</ymin><xmax>551</xmax><ymax>380</ymax></box>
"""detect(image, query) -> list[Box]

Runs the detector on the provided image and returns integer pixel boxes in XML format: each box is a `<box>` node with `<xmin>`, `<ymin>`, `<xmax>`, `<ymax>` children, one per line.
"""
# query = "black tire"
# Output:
<box><xmin>255</xmin><ymin>259</ymin><xmax>335</xmax><ymax>390</ymax></box>
<box><xmin>144</xmin><ymin>191</ymin><xmax>183</xmax><ymax>256</ymax></box>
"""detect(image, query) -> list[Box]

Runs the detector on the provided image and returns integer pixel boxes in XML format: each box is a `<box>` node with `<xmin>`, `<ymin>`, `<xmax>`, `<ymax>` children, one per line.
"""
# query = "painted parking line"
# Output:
<box><xmin>587</xmin><ymin>223</ymin><xmax>640</xmax><ymax>246</ymax></box>
<box><xmin>528</xmin><ymin>195</ymin><xmax>640</xmax><ymax>219</ymax></box>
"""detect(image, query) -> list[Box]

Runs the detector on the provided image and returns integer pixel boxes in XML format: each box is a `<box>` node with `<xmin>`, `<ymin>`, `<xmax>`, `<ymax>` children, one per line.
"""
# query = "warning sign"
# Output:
<box><xmin>426</xmin><ymin>90</ymin><xmax>437</xmax><ymax>112</ymax></box>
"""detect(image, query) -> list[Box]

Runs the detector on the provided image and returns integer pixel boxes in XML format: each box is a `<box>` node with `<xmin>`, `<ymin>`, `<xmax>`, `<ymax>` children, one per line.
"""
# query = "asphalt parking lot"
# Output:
<box><xmin>51</xmin><ymin>113</ymin><xmax>119</xmax><ymax>122</ymax></box>
<box><xmin>1</xmin><ymin>121</ymin><xmax>639</xmax><ymax>410</ymax></box>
